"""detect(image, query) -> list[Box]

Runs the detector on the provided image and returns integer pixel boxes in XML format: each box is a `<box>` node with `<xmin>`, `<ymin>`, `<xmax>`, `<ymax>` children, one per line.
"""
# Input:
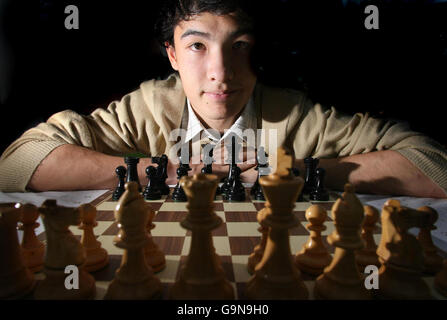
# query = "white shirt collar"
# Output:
<box><xmin>184</xmin><ymin>95</ymin><xmax>256</xmax><ymax>144</ymax></box>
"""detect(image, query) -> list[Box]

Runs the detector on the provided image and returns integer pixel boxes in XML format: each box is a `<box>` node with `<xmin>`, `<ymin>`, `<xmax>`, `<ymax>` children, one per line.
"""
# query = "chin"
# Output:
<box><xmin>212</xmin><ymin>108</ymin><xmax>240</xmax><ymax>120</ymax></box>
<box><xmin>211</xmin><ymin>100</ymin><xmax>244</xmax><ymax>114</ymax></box>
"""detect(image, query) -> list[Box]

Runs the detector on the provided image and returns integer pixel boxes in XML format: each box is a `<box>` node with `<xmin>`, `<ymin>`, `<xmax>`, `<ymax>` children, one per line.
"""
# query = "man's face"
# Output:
<box><xmin>166</xmin><ymin>12</ymin><xmax>257</xmax><ymax>129</ymax></box>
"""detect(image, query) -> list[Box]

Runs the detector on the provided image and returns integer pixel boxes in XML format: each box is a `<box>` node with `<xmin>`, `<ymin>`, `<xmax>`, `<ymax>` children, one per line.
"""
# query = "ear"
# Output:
<box><xmin>165</xmin><ymin>42</ymin><xmax>179</xmax><ymax>71</ymax></box>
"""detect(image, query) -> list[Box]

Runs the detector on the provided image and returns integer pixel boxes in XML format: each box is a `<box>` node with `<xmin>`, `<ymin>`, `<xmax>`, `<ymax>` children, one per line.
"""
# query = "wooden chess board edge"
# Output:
<box><xmin>90</xmin><ymin>190</ymin><xmax>113</xmax><ymax>206</ymax></box>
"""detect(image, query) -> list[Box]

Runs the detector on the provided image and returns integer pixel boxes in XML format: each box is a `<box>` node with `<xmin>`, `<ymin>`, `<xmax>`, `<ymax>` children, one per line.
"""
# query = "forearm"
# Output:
<box><xmin>26</xmin><ymin>144</ymin><xmax>256</xmax><ymax>191</ymax></box>
<box><xmin>27</xmin><ymin>144</ymin><xmax>152</xmax><ymax>191</ymax></box>
<box><xmin>296</xmin><ymin>150</ymin><xmax>446</xmax><ymax>198</ymax></box>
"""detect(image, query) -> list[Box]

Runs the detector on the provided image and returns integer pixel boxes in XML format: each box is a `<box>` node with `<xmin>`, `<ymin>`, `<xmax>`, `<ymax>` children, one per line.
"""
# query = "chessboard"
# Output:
<box><xmin>31</xmin><ymin>187</ymin><xmax>447</xmax><ymax>300</ymax></box>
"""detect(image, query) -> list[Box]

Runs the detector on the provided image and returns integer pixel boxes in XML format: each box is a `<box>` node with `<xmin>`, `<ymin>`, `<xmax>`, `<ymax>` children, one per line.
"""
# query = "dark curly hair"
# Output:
<box><xmin>154</xmin><ymin>0</ymin><xmax>257</xmax><ymax>48</ymax></box>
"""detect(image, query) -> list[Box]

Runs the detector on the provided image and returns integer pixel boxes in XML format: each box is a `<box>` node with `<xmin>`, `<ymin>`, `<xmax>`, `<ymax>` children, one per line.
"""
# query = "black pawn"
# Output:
<box><xmin>143</xmin><ymin>166</ymin><xmax>162</xmax><ymax>200</ymax></box>
<box><xmin>171</xmin><ymin>164</ymin><xmax>190</xmax><ymax>202</ymax></box>
<box><xmin>201</xmin><ymin>166</ymin><xmax>221</xmax><ymax>197</ymax></box>
<box><xmin>303</xmin><ymin>157</ymin><xmax>319</xmax><ymax>195</ymax></box>
<box><xmin>222</xmin><ymin>135</ymin><xmax>239</xmax><ymax>197</ymax></box>
<box><xmin>221</xmin><ymin>166</ymin><xmax>234</xmax><ymax>199</ymax></box>
<box><xmin>201</xmin><ymin>146</ymin><xmax>221</xmax><ymax>197</ymax></box>
<box><xmin>252</xmin><ymin>182</ymin><xmax>264</xmax><ymax>201</ymax></box>
<box><xmin>201</xmin><ymin>162</ymin><xmax>212</xmax><ymax>174</ymax></box>
<box><xmin>250</xmin><ymin>147</ymin><xmax>269</xmax><ymax>201</ymax></box>
<box><xmin>125</xmin><ymin>156</ymin><xmax>142</xmax><ymax>191</ymax></box>
<box><xmin>112</xmin><ymin>166</ymin><xmax>126</xmax><ymax>201</ymax></box>
<box><xmin>250</xmin><ymin>176</ymin><xmax>261</xmax><ymax>197</ymax></box>
<box><xmin>221</xmin><ymin>167</ymin><xmax>233</xmax><ymax>196</ymax></box>
<box><xmin>227</xmin><ymin>166</ymin><xmax>246</xmax><ymax>202</ymax></box>
<box><xmin>250</xmin><ymin>170</ymin><xmax>264</xmax><ymax>201</ymax></box>
<box><xmin>215</xmin><ymin>184</ymin><xmax>222</xmax><ymax>196</ymax></box>
<box><xmin>310</xmin><ymin>167</ymin><xmax>329</xmax><ymax>201</ymax></box>
<box><xmin>201</xmin><ymin>144</ymin><xmax>214</xmax><ymax>174</ymax></box>
<box><xmin>221</xmin><ymin>177</ymin><xmax>230</xmax><ymax>196</ymax></box>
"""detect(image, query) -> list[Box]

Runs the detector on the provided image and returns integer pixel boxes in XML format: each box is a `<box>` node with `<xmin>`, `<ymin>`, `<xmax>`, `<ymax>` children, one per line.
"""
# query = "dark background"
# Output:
<box><xmin>1</xmin><ymin>0</ymin><xmax>446</xmax><ymax>152</ymax></box>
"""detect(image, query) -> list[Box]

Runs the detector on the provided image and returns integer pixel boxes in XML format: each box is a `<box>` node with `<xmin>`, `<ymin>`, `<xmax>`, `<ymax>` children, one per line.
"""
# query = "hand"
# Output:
<box><xmin>240</xmin><ymin>166</ymin><xmax>258</xmax><ymax>183</ymax></box>
<box><xmin>166</xmin><ymin>143</ymin><xmax>258</xmax><ymax>184</ymax></box>
<box><xmin>166</xmin><ymin>158</ymin><xmax>180</xmax><ymax>185</ymax></box>
<box><xmin>211</xmin><ymin>143</ymin><xmax>257</xmax><ymax>167</ymax></box>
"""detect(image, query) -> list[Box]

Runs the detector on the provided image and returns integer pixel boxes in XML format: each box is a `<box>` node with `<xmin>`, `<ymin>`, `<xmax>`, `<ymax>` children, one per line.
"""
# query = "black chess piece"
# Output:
<box><xmin>221</xmin><ymin>166</ymin><xmax>234</xmax><ymax>198</ymax></box>
<box><xmin>291</xmin><ymin>167</ymin><xmax>300</xmax><ymax>177</ymax></box>
<box><xmin>251</xmin><ymin>180</ymin><xmax>264</xmax><ymax>200</ymax></box>
<box><xmin>250</xmin><ymin>161</ymin><xmax>261</xmax><ymax>197</ymax></box>
<box><xmin>303</xmin><ymin>157</ymin><xmax>319</xmax><ymax>195</ymax></box>
<box><xmin>112</xmin><ymin>166</ymin><xmax>127</xmax><ymax>201</ymax></box>
<box><xmin>250</xmin><ymin>176</ymin><xmax>262</xmax><ymax>199</ymax></box>
<box><xmin>200</xmin><ymin>164</ymin><xmax>213</xmax><ymax>174</ymax></box>
<box><xmin>227</xmin><ymin>166</ymin><xmax>246</xmax><ymax>201</ymax></box>
<box><xmin>215</xmin><ymin>184</ymin><xmax>222</xmax><ymax>196</ymax></box>
<box><xmin>221</xmin><ymin>176</ymin><xmax>231</xmax><ymax>196</ymax></box>
<box><xmin>201</xmin><ymin>166</ymin><xmax>210</xmax><ymax>174</ymax></box>
<box><xmin>143</xmin><ymin>166</ymin><xmax>162</xmax><ymax>200</ymax></box>
<box><xmin>201</xmin><ymin>144</ymin><xmax>214</xmax><ymax>174</ymax></box>
<box><xmin>201</xmin><ymin>144</ymin><xmax>222</xmax><ymax>197</ymax></box>
<box><xmin>250</xmin><ymin>147</ymin><xmax>269</xmax><ymax>201</ymax></box>
<box><xmin>201</xmin><ymin>166</ymin><xmax>222</xmax><ymax>198</ymax></box>
<box><xmin>221</xmin><ymin>135</ymin><xmax>240</xmax><ymax>197</ymax></box>
<box><xmin>124</xmin><ymin>156</ymin><xmax>142</xmax><ymax>191</ymax></box>
<box><xmin>171</xmin><ymin>163</ymin><xmax>191</xmax><ymax>202</ymax></box>
<box><xmin>309</xmin><ymin>167</ymin><xmax>329</xmax><ymax>201</ymax></box>
<box><xmin>152</xmin><ymin>155</ymin><xmax>170</xmax><ymax>195</ymax></box>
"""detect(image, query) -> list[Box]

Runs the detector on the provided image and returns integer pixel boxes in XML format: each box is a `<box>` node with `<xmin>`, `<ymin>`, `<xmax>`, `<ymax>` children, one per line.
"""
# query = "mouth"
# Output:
<box><xmin>203</xmin><ymin>90</ymin><xmax>238</xmax><ymax>100</ymax></box>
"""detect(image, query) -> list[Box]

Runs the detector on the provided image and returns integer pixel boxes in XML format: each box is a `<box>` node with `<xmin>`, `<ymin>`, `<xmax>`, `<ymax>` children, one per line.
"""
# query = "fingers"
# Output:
<box><xmin>166</xmin><ymin>159</ymin><xmax>179</xmax><ymax>185</ymax></box>
<box><xmin>237</xmin><ymin>162</ymin><xmax>257</xmax><ymax>173</ymax></box>
<box><xmin>199</xmin><ymin>144</ymin><xmax>257</xmax><ymax>175</ymax></box>
<box><xmin>211</xmin><ymin>144</ymin><xmax>257</xmax><ymax>166</ymax></box>
<box><xmin>240</xmin><ymin>166</ymin><xmax>258</xmax><ymax>183</ymax></box>
<box><xmin>166</xmin><ymin>143</ymin><xmax>260</xmax><ymax>185</ymax></box>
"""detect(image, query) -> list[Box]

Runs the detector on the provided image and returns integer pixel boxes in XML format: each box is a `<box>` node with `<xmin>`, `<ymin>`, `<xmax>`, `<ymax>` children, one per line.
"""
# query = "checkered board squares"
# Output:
<box><xmin>35</xmin><ymin>189</ymin><xmax>447</xmax><ymax>300</ymax></box>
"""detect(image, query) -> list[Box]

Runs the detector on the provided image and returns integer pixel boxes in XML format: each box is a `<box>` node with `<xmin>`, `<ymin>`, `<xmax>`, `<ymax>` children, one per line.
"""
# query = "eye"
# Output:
<box><xmin>233</xmin><ymin>41</ymin><xmax>251</xmax><ymax>50</ymax></box>
<box><xmin>190</xmin><ymin>42</ymin><xmax>205</xmax><ymax>51</ymax></box>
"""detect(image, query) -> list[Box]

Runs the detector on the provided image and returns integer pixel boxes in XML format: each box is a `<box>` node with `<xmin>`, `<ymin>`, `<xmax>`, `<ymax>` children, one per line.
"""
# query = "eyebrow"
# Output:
<box><xmin>181</xmin><ymin>29</ymin><xmax>210</xmax><ymax>40</ymax></box>
<box><xmin>180</xmin><ymin>27</ymin><xmax>254</xmax><ymax>40</ymax></box>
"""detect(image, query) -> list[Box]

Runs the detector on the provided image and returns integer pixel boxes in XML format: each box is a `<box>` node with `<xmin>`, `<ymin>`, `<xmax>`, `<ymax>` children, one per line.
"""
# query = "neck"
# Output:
<box><xmin>193</xmin><ymin>108</ymin><xmax>244</xmax><ymax>135</ymax></box>
<box><xmin>199</xmin><ymin>116</ymin><xmax>237</xmax><ymax>135</ymax></box>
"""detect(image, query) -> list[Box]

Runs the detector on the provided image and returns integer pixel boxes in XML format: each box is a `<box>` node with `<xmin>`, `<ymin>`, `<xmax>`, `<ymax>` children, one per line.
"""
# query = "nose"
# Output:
<box><xmin>207</xmin><ymin>48</ymin><xmax>234</xmax><ymax>83</ymax></box>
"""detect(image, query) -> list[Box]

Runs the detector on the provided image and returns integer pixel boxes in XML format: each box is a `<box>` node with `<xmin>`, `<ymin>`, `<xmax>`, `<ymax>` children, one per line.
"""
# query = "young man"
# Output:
<box><xmin>0</xmin><ymin>0</ymin><xmax>446</xmax><ymax>198</ymax></box>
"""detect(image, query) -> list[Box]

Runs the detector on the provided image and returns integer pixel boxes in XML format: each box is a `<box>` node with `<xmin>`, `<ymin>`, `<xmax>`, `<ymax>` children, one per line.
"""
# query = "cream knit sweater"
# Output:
<box><xmin>1</xmin><ymin>74</ymin><xmax>446</xmax><ymax>193</ymax></box>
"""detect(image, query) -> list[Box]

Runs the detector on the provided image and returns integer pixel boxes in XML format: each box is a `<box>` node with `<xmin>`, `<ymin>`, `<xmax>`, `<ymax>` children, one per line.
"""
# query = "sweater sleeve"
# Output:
<box><xmin>289</xmin><ymin>95</ymin><xmax>447</xmax><ymax>195</ymax></box>
<box><xmin>0</xmin><ymin>81</ymin><xmax>160</xmax><ymax>192</ymax></box>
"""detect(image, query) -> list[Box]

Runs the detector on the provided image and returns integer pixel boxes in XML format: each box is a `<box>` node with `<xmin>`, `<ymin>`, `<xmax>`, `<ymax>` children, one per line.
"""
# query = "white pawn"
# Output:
<box><xmin>295</xmin><ymin>204</ymin><xmax>332</xmax><ymax>275</ymax></box>
<box><xmin>417</xmin><ymin>206</ymin><xmax>443</xmax><ymax>274</ymax></box>
<box><xmin>19</xmin><ymin>203</ymin><xmax>45</xmax><ymax>273</ymax></box>
<box><xmin>355</xmin><ymin>205</ymin><xmax>380</xmax><ymax>269</ymax></box>
<box><xmin>78</xmin><ymin>204</ymin><xmax>109</xmax><ymax>273</ymax></box>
